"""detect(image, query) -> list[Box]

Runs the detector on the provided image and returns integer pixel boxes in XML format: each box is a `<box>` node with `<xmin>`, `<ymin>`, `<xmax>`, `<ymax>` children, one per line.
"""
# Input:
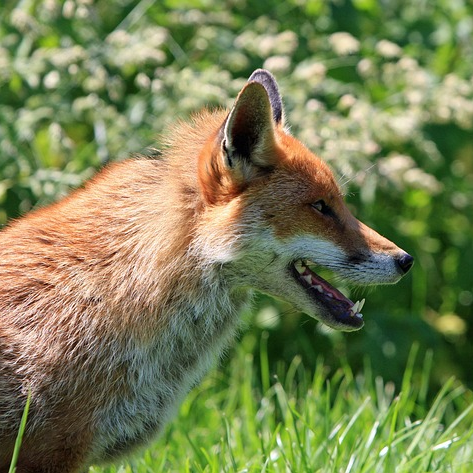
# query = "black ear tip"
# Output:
<box><xmin>247</xmin><ymin>69</ymin><xmax>283</xmax><ymax>125</ymax></box>
<box><xmin>248</xmin><ymin>69</ymin><xmax>276</xmax><ymax>83</ymax></box>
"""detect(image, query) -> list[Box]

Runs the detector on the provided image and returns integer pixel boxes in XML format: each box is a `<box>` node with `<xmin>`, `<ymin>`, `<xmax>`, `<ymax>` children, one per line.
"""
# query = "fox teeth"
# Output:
<box><xmin>358</xmin><ymin>298</ymin><xmax>365</xmax><ymax>312</ymax></box>
<box><xmin>302</xmin><ymin>274</ymin><xmax>312</xmax><ymax>284</ymax></box>
<box><xmin>350</xmin><ymin>298</ymin><xmax>366</xmax><ymax>316</ymax></box>
<box><xmin>352</xmin><ymin>300</ymin><xmax>360</xmax><ymax>314</ymax></box>
<box><xmin>294</xmin><ymin>260</ymin><xmax>305</xmax><ymax>274</ymax></box>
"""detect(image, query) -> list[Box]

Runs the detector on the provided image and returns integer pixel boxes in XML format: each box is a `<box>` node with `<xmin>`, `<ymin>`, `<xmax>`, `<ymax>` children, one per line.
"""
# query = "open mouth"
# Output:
<box><xmin>291</xmin><ymin>260</ymin><xmax>365</xmax><ymax>331</ymax></box>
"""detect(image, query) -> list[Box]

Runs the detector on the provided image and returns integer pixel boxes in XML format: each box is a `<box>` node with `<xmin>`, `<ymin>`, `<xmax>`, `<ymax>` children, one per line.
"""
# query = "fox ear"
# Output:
<box><xmin>198</xmin><ymin>71</ymin><xmax>283</xmax><ymax>204</ymax></box>
<box><xmin>223</xmin><ymin>77</ymin><xmax>280</xmax><ymax>172</ymax></box>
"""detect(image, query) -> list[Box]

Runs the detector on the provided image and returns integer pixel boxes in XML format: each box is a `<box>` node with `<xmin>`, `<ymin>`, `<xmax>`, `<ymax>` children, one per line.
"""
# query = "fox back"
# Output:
<box><xmin>0</xmin><ymin>70</ymin><xmax>413</xmax><ymax>472</ymax></box>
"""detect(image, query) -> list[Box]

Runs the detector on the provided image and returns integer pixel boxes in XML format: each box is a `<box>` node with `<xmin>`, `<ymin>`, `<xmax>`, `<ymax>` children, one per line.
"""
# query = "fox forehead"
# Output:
<box><xmin>275</xmin><ymin>132</ymin><xmax>342</xmax><ymax>201</ymax></box>
<box><xmin>243</xmin><ymin>131</ymin><xmax>343</xmax><ymax>210</ymax></box>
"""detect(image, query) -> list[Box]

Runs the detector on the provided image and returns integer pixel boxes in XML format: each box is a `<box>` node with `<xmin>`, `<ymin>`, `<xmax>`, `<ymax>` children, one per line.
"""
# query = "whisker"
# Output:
<box><xmin>339</xmin><ymin>163</ymin><xmax>377</xmax><ymax>189</ymax></box>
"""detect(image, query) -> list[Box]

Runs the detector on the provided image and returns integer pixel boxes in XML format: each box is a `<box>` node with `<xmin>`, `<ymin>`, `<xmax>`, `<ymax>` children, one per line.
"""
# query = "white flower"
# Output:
<box><xmin>43</xmin><ymin>70</ymin><xmax>60</xmax><ymax>89</ymax></box>
<box><xmin>294</xmin><ymin>61</ymin><xmax>327</xmax><ymax>82</ymax></box>
<box><xmin>376</xmin><ymin>40</ymin><xmax>402</xmax><ymax>58</ymax></box>
<box><xmin>329</xmin><ymin>32</ymin><xmax>360</xmax><ymax>55</ymax></box>
<box><xmin>338</xmin><ymin>94</ymin><xmax>357</xmax><ymax>111</ymax></box>
<box><xmin>357</xmin><ymin>58</ymin><xmax>374</xmax><ymax>77</ymax></box>
<box><xmin>263</xmin><ymin>55</ymin><xmax>291</xmax><ymax>73</ymax></box>
<box><xmin>378</xmin><ymin>154</ymin><xmax>441</xmax><ymax>194</ymax></box>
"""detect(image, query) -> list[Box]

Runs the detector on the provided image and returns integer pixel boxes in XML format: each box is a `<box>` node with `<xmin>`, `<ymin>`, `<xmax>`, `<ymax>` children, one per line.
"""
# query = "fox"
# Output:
<box><xmin>0</xmin><ymin>69</ymin><xmax>413</xmax><ymax>472</ymax></box>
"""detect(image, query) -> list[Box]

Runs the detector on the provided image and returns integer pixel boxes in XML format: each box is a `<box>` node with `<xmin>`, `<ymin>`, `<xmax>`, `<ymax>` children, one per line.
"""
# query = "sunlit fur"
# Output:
<box><xmin>0</xmin><ymin>71</ymin><xmax>411</xmax><ymax>472</ymax></box>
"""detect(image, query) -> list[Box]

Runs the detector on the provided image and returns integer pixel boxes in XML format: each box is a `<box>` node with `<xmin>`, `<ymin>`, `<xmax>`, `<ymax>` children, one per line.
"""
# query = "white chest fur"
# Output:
<box><xmin>90</xmin><ymin>289</ymin><xmax>246</xmax><ymax>463</ymax></box>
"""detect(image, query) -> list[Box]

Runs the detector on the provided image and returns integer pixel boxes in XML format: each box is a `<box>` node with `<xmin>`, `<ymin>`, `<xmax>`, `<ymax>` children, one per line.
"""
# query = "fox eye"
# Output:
<box><xmin>311</xmin><ymin>200</ymin><xmax>331</xmax><ymax>215</ymax></box>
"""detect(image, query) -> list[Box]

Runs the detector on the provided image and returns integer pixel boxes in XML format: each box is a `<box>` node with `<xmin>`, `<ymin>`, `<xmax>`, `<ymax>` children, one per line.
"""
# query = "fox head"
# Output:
<box><xmin>196</xmin><ymin>69</ymin><xmax>413</xmax><ymax>331</ymax></box>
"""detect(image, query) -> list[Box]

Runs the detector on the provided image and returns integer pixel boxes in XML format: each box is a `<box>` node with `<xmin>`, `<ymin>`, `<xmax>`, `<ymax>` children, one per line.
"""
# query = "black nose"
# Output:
<box><xmin>396</xmin><ymin>253</ymin><xmax>414</xmax><ymax>274</ymax></box>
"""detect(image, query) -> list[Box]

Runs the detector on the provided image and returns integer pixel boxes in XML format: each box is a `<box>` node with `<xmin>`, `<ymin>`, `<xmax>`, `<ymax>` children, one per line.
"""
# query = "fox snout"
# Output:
<box><xmin>284</xmin><ymin>240</ymin><xmax>413</xmax><ymax>332</ymax></box>
<box><xmin>341</xmin><ymin>245</ymin><xmax>414</xmax><ymax>286</ymax></box>
<box><xmin>328</xmin><ymin>214</ymin><xmax>414</xmax><ymax>285</ymax></box>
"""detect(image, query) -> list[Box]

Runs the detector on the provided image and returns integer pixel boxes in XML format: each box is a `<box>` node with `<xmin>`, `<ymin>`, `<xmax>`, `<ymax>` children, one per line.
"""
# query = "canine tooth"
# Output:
<box><xmin>358</xmin><ymin>298</ymin><xmax>365</xmax><ymax>312</ymax></box>
<box><xmin>352</xmin><ymin>300</ymin><xmax>360</xmax><ymax>314</ymax></box>
<box><xmin>314</xmin><ymin>285</ymin><xmax>323</xmax><ymax>293</ymax></box>
<box><xmin>294</xmin><ymin>260</ymin><xmax>305</xmax><ymax>274</ymax></box>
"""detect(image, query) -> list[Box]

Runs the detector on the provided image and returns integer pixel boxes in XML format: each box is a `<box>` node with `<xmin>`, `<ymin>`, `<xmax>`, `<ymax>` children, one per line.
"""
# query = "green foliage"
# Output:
<box><xmin>90</xmin><ymin>338</ymin><xmax>473</xmax><ymax>472</ymax></box>
<box><xmin>1</xmin><ymin>1</ymin><xmax>473</xmax><ymax>467</ymax></box>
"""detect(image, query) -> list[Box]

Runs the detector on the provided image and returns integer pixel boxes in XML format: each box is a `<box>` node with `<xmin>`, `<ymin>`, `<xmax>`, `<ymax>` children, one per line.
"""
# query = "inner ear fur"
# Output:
<box><xmin>223</xmin><ymin>81</ymin><xmax>278</xmax><ymax>170</ymax></box>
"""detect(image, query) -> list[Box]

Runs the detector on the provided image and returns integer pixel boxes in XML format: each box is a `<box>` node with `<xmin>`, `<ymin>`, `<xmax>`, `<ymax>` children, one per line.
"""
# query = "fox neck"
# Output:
<box><xmin>91</xmin><ymin>218</ymin><xmax>248</xmax><ymax>346</ymax></box>
<box><xmin>86</xmin><ymin>273</ymin><xmax>247</xmax><ymax>463</ymax></box>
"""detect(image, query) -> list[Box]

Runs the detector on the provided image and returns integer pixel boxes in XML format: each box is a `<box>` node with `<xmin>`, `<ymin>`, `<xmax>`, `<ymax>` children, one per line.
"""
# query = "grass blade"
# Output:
<box><xmin>9</xmin><ymin>391</ymin><xmax>31</xmax><ymax>473</ymax></box>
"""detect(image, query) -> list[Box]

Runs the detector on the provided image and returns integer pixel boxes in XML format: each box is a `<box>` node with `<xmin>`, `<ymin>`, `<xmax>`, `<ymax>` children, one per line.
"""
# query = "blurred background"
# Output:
<box><xmin>0</xmin><ymin>0</ymin><xmax>472</xmax><ymax>394</ymax></box>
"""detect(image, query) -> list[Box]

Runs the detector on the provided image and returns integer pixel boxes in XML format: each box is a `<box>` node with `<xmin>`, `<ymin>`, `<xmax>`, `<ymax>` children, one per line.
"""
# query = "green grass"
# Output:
<box><xmin>8</xmin><ymin>391</ymin><xmax>30</xmax><ymax>473</ymax></box>
<box><xmin>87</xmin><ymin>337</ymin><xmax>473</xmax><ymax>473</ymax></box>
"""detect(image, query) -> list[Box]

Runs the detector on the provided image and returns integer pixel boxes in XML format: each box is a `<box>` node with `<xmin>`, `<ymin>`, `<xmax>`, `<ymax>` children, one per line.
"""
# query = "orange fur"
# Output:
<box><xmin>0</xmin><ymin>70</ymin><xmax>412</xmax><ymax>472</ymax></box>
